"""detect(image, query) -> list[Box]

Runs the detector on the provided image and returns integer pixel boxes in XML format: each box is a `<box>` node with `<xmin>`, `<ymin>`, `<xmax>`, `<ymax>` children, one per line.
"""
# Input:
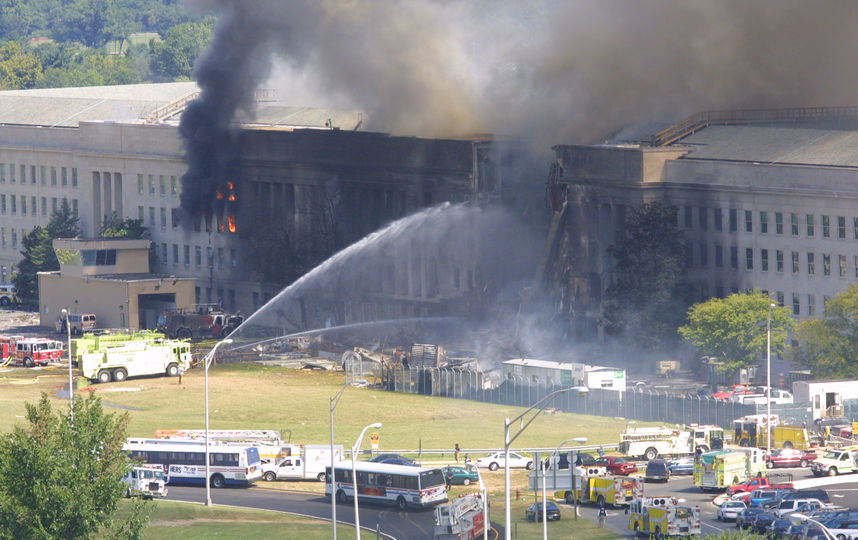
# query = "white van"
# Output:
<box><xmin>56</xmin><ymin>313</ymin><xmax>97</xmax><ymax>335</ymax></box>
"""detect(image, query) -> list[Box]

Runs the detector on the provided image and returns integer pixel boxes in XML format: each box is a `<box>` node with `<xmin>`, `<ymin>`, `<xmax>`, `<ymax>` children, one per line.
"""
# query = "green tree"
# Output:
<box><xmin>100</xmin><ymin>212</ymin><xmax>148</xmax><ymax>239</ymax></box>
<box><xmin>679</xmin><ymin>291</ymin><xmax>794</xmax><ymax>374</ymax></box>
<box><xmin>0</xmin><ymin>393</ymin><xmax>150</xmax><ymax>539</ymax></box>
<box><xmin>791</xmin><ymin>283</ymin><xmax>858</xmax><ymax>378</ymax></box>
<box><xmin>602</xmin><ymin>201</ymin><xmax>691</xmax><ymax>350</ymax></box>
<box><xmin>13</xmin><ymin>200</ymin><xmax>80</xmax><ymax>300</ymax></box>
<box><xmin>149</xmin><ymin>18</ymin><xmax>213</xmax><ymax>81</ymax></box>
<box><xmin>0</xmin><ymin>41</ymin><xmax>43</xmax><ymax>89</ymax></box>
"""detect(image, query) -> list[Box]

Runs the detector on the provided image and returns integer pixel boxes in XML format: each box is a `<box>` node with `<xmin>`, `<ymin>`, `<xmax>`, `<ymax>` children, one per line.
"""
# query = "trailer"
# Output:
<box><xmin>80</xmin><ymin>339</ymin><xmax>191</xmax><ymax>383</ymax></box>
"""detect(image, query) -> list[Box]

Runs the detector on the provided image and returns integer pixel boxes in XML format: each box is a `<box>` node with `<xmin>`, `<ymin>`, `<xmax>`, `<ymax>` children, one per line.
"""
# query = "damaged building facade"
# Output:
<box><xmin>544</xmin><ymin>107</ymin><xmax>858</xmax><ymax>342</ymax></box>
<box><xmin>0</xmin><ymin>83</ymin><xmax>539</xmax><ymax>328</ymax></box>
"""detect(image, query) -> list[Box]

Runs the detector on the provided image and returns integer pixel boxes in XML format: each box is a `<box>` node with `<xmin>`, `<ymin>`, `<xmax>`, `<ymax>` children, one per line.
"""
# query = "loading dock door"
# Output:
<box><xmin>137</xmin><ymin>293</ymin><xmax>176</xmax><ymax>329</ymax></box>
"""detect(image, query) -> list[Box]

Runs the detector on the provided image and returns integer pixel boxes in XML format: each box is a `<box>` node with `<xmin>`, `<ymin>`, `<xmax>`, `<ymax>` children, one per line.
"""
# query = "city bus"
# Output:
<box><xmin>326</xmin><ymin>461</ymin><xmax>448</xmax><ymax>510</ymax></box>
<box><xmin>123</xmin><ymin>438</ymin><xmax>262</xmax><ymax>488</ymax></box>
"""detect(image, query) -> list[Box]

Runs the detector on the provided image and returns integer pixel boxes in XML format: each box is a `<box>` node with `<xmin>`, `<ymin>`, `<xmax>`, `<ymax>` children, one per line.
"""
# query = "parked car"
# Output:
<box><xmin>476</xmin><ymin>451</ymin><xmax>533</xmax><ymax>471</ymax></box>
<box><xmin>441</xmin><ymin>465</ymin><xmax>479</xmax><ymax>486</ymax></box>
<box><xmin>668</xmin><ymin>456</ymin><xmax>695</xmax><ymax>475</ymax></box>
<box><xmin>595</xmin><ymin>456</ymin><xmax>637</xmax><ymax>476</ymax></box>
<box><xmin>717</xmin><ymin>500</ymin><xmax>747</xmax><ymax>521</ymax></box>
<box><xmin>780</xmin><ymin>489</ymin><xmax>830</xmax><ymax>504</ymax></box>
<box><xmin>766</xmin><ymin>448</ymin><xmax>818</xmax><ymax>469</ymax></box>
<box><xmin>736</xmin><ymin>506</ymin><xmax>768</xmax><ymax>530</ymax></box>
<box><xmin>525</xmin><ymin>501</ymin><xmax>561</xmax><ymax>522</ymax></box>
<box><xmin>773</xmin><ymin>498</ymin><xmax>825</xmax><ymax>517</ymax></box>
<box><xmin>767</xmin><ymin>517</ymin><xmax>793</xmax><ymax>539</ymax></box>
<box><xmin>644</xmin><ymin>459</ymin><xmax>670</xmax><ymax>482</ymax></box>
<box><xmin>750</xmin><ymin>511</ymin><xmax>778</xmax><ymax>534</ymax></box>
<box><xmin>368</xmin><ymin>454</ymin><xmax>419</xmax><ymax>467</ymax></box>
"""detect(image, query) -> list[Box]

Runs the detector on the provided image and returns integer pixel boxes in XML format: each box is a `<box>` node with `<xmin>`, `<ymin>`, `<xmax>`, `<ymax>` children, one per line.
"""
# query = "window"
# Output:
<box><xmin>50</xmin><ymin>166</ymin><xmax>56</xmax><ymax>186</ymax></box>
<box><xmin>159</xmin><ymin>175</ymin><xmax>166</xmax><ymax>196</ymax></box>
<box><xmin>823</xmin><ymin>254</ymin><xmax>831</xmax><ymax>276</ymax></box>
<box><xmin>172</xmin><ymin>244</ymin><xmax>179</xmax><ymax>264</ymax></box>
<box><xmin>684</xmin><ymin>206</ymin><xmax>692</xmax><ymax>228</ymax></box>
<box><xmin>183</xmin><ymin>245</ymin><xmax>190</xmax><ymax>266</ymax></box>
<box><xmin>776</xmin><ymin>250</ymin><xmax>784</xmax><ymax>273</ymax></box>
<box><xmin>777</xmin><ymin>291</ymin><xmax>784</xmax><ymax>306</ymax></box>
<box><xmin>730</xmin><ymin>246</ymin><xmax>738</xmax><ymax>269</ymax></box>
<box><xmin>81</xmin><ymin>250</ymin><xmax>117</xmax><ymax>266</ymax></box>
<box><xmin>195</xmin><ymin>246</ymin><xmax>201</xmax><ymax>267</ymax></box>
<box><xmin>20</xmin><ymin>196</ymin><xmax>25</xmax><ymax>215</ymax></box>
<box><xmin>230</xmin><ymin>249</ymin><xmax>236</xmax><ymax>267</ymax></box>
<box><xmin>160</xmin><ymin>208</ymin><xmax>167</xmax><ymax>228</ymax></box>
<box><xmin>217</xmin><ymin>248</ymin><xmax>224</xmax><ymax>269</ymax></box>
<box><xmin>137</xmin><ymin>174</ymin><xmax>144</xmax><ymax>195</ymax></box>
<box><xmin>149</xmin><ymin>207</ymin><xmax>155</xmax><ymax>226</ymax></box>
<box><xmin>838</xmin><ymin>216</ymin><xmax>846</xmax><ymax>239</ymax></box>
<box><xmin>699</xmin><ymin>243</ymin><xmax>708</xmax><ymax>266</ymax></box>
<box><xmin>761</xmin><ymin>249</ymin><xmax>768</xmax><ymax>272</ymax></box>
<box><xmin>839</xmin><ymin>254</ymin><xmax>846</xmax><ymax>277</ymax></box>
<box><xmin>745</xmin><ymin>248</ymin><xmax>753</xmax><ymax>270</ymax></box>
<box><xmin>10</xmin><ymin>196</ymin><xmax>16</xmax><ymax>214</ymax></box>
<box><xmin>51</xmin><ymin>197</ymin><xmax>57</xmax><ymax>212</ymax></box>
<box><xmin>40</xmin><ymin>166</ymin><xmax>46</xmax><ymax>185</ymax></box>
<box><xmin>160</xmin><ymin>243</ymin><xmax>167</xmax><ymax>263</ymax></box>
<box><xmin>699</xmin><ymin>207</ymin><xmax>707</xmax><ymax>229</ymax></box>
<box><xmin>807</xmin><ymin>253</ymin><xmax>815</xmax><ymax>275</ymax></box>
<box><xmin>30</xmin><ymin>165</ymin><xmax>35</xmax><ymax>184</ymax></box>
<box><xmin>760</xmin><ymin>211</ymin><xmax>768</xmax><ymax>234</ymax></box>
<box><xmin>148</xmin><ymin>175</ymin><xmax>155</xmax><ymax>195</ymax></box>
<box><xmin>821</xmin><ymin>215</ymin><xmax>830</xmax><ymax>237</ymax></box>
<box><xmin>806</xmin><ymin>214</ymin><xmax>814</xmax><ymax>236</ymax></box>
<box><xmin>730</xmin><ymin>209</ymin><xmax>737</xmax><ymax>232</ymax></box>
<box><xmin>791</xmin><ymin>213</ymin><xmax>799</xmax><ymax>235</ymax></box>
<box><xmin>41</xmin><ymin>197</ymin><xmax>46</xmax><ymax>216</ymax></box>
<box><xmin>808</xmin><ymin>294</ymin><xmax>816</xmax><ymax>316</ymax></box>
<box><xmin>792</xmin><ymin>293</ymin><xmax>800</xmax><ymax>316</ymax></box>
<box><xmin>61</xmin><ymin>167</ymin><xmax>67</xmax><ymax>186</ymax></box>
<box><xmin>138</xmin><ymin>206</ymin><xmax>144</xmax><ymax>220</ymax></box>
<box><xmin>0</xmin><ymin>195</ymin><xmax>4</xmax><ymax>214</ymax></box>
<box><xmin>30</xmin><ymin>196</ymin><xmax>36</xmax><ymax>215</ymax></box>
<box><xmin>207</xmin><ymin>247</ymin><xmax>214</xmax><ymax>267</ymax></box>
<box><xmin>72</xmin><ymin>199</ymin><xmax>78</xmax><ymax>216</ymax></box>
<box><xmin>685</xmin><ymin>244</ymin><xmax>693</xmax><ymax>268</ymax></box>
<box><xmin>0</xmin><ymin>163</ymin><xmax>4</xmax><ymax>182</ymax></box>
<box><xmin>171</xmin><ymin>176</ymin><xmax>177</xmax><ymax>195</ymax></box>
<box><xmin>9</xmin><ymin>163</ymin><xmax>15</xmax><ymax>183</ymax></box>
<box><xmin>72</xmin><ymin>168</ymin><xmax>77</xmax><ymax>187</ymax></box>
<box><xmin>745</xmin><ymin>210</ymin><xmax>753</xmax><ymax>233</ymax></box>
<box><xmin>20</xmin><ymin>164</ymin><xmax>25</xmax><ymax>183</ymax></box>
<box><xmin>11</xmin><ymin>230</ymin><xmax>16</xmax><ymax>248</ymax></box>
<box><xmin>714</xmin><ymin>208</ymin><xmax>722</xmax><ymax>231</ymax></box>
<box><xmin>715</xmin><ymin>244</ymin><xmax>723</xmax><ymax>267</ymax></box>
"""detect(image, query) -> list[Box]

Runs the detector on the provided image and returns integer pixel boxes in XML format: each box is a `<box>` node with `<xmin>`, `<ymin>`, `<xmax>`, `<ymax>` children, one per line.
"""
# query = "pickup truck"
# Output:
<box><xmin>726</xmin><ymin>474</ymin><xmax>793</xmax><ymax>496</ymax></box>
<box><xmin>810</xmin><ymin>447</ymin><xmax>858</xmax><ymax>477</ymax></box>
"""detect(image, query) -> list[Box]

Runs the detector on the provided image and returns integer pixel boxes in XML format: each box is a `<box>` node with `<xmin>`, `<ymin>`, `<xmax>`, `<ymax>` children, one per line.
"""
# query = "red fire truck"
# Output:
<box><xmin>0</xmin><ymin>336</ymin><xmax>65</xmax><ymax>367</ymax></box>
<box><xmin>156</xmin><ymin>305</ymin><xmax>243</xmax><ymax>340</ymax></box>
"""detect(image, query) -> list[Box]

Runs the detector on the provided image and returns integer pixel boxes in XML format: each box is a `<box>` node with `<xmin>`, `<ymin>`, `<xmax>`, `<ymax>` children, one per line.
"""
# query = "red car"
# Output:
<box><xmin>595</xmin><ymin>456</ymin><xmax>638</xmax><ymax>476</ymax></box>
<box><xmin>765</xmin><ymin>448</ymin><xmax>818</xmax><ymax>469</ymax></box>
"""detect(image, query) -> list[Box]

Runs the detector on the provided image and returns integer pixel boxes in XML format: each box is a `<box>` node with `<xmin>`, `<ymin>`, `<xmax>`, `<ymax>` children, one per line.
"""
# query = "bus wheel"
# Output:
<box><xmin>210</xmin><ymin>474</ymin><xmax>225</xmax><ymax>488</ymax></box>
<box><xmin>645</xmin><ymin>447</ymin><xmax>658</xmax><ymax>461</ymax></box>
<box><xmin>23</xmin><ymin>356</ymin><xmax>33</xmax><ymax>368</ymax></box>
<box><xmin>336</xmin><ymin>490</ymin><xmax>348</xmax><ymax>504</ymax></box>
<box><xmin>166</xmin><ymin>363</ymin><xmax>179</xmax><ymax>377</ymax></box>
<box><xmin>396</xmin><ymin>496</ymin><xmax>408</xmax><ymax>510</ymax></box>
<box><xmin>112</xmin><ymin>368</ymin><xmax>127</xmax><ymax>382</ymax></box>
<box><xmin>97</xmin><ymin>370</ymin><xmax>112</xmax><ymax>383</ymax></box>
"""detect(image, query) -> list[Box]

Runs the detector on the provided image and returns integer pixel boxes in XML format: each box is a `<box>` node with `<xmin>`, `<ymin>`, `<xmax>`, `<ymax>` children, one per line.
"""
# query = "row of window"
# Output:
<box><xmin>156</xmin><ymin>242</ymin><xmax>237</xmax><ymax>270</ymax></box>
<box><xmin>129</xmin><ymin>450</ymin><xmax>239</xmax><ymax>467</ymax></box>
<box><xmin>137</xmin><ymin>174</ymin><xmax>178</xmax><ymax>197</ymax></box>
<box><xmin>688</xmin><ymin>244</ymin><xmax>858</xmax><ymax>278</ymax></box>
<box><xmin>194</xmin><ymin>285</ymin><xmax>236</xmax><ymax>312</ymax></box>
<box><xmin>682</xmin><ymin>207</ymin><xmax>858</xmax><ymax>240</ymax></box>
<box><xmin>1</xmin><ymin>195</ymin><xmax>77</xmax><ymax>217</ymax></box>
<box><xmin>0</xmin><ymin>163</ymin><xmax>78</xmax><ymax>188</ymax></box>
<box><xmin>701</xmin><ymin>284</ymin><xmax>827</xmax><ymax>318</ymax></box>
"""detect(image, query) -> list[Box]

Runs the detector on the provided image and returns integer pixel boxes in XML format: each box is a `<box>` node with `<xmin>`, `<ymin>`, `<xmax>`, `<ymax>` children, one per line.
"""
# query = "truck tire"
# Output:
<box><xmin>220</xmin><ymin>326</ymin><xmax>233</xmax><ymax>338</ymax></box>
<box><xmin>23</xmin><ymin>356</ymin><xmax>33</xmax><ymax>368</ymax></box>
<box><xmin>829</xmin><ymin>467</ymin><xmax>838</xmax><ymax>476</ymax></box>
<box><xmin>799</xmin><ymin>459</ymin><xmax>809</xmax><ymax>468</ymax></box>
<box><xmin>766</xmin><ymin>461</ymin><xmax>774</xmax><ymax>469</ymax></box>
<box><xmin>264</xmin><ymin>471</ymin><xmax>276</xmax><ymax>482</ymax></box>
<box><xmin>633</xmin><ymin>522</ymin><xmax>641</xmax><ymax>536</ymax></box>
<box><xmin>739</xmin><ymin>438</ymin><xmax>750</xmax><ymax>447</ymax></box>
<box><xmin>112</xmin><ymin>368</ymin><xmax>127</xmax><ymax>382</ymax></box>
<box><xmin>166</xmin><ymin>363</ymin><xmax>179</xmax><ymax>377</ymax></box>
<box><xmin>317</xmin><ymin>472</ymin><xmax>326</xmax><ymax>482</ymax></box>
<box><xmin>783</xmin><ymin>441</ymin><xmax>793</xmax><ymax>449</ymax></box>
<box><xmin>396</xmin><ymin>496</ymin><xmax>408</xmax><ymax>510</ymax></box>
<box><xmin>336</xmin><ymin>489</ymin><xmax>347</xmax><ymax>504</ymax></box>
<box><xmin>177</xmin><ymin>328</ymin><xmax>192</xmax><ymax>339</ymax></box>
<box><xmin>645</xmin><ymin>447</ymin><xmax>658</xmax><ymax>461</ymax></box>
<box><xmin>210</xmin><ymin>474</ymin><xmax>225</xmax><ymax>488</ymax></box>
<box><xmin>97</xmin><ymin>370</ymin><xmax>112</xmax><ymax>383</ymax></box>
<box><xmin>0</xmin><ymin>297</ymin><xmax>9</xmax><ymax>306</ymax></box>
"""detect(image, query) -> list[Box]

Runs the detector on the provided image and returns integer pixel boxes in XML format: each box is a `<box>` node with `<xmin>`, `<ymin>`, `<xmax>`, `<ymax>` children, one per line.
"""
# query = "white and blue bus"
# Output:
<box><xmin>124</xmin><ymin>438</ymin><xmax>262</xmax><ymax>488</ymax></box>
<box><xmin>326</xmin><ymin>461</ymin><xmax>448</xmax><ymax>510</ymax></box>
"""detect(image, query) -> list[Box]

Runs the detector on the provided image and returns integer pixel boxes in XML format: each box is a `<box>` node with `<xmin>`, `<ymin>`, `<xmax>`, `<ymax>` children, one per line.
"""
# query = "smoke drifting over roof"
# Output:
<box><xmin>184</xmin><ymin>0</ymin><xmax>857</xmax><ymax>151</ymax></box>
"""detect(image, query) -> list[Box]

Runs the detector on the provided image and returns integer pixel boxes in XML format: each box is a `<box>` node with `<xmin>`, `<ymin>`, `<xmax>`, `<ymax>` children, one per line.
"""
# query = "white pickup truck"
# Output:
<box><xmin>261</xmin><ymin>444</ymin><xmax>343</xmax><ymax>482</ymax></box>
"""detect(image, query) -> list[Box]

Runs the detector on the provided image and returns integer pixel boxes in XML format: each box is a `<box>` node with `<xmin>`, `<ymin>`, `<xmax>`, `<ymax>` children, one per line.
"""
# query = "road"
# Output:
<box><xmin>166</xmin><ymin>485</ymin><xmax>501</xmax><ymax>539</ymax></box>
<box><xmin>588</xmin><ymin>468</ymin><xmax>858</xmax><ymax>538</ymax></box>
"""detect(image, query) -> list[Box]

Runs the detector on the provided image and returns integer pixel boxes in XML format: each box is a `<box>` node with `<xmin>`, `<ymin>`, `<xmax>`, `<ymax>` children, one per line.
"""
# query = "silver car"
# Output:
<box><xmin>717</xmin><ymin>500</ymin><xmax>747</xmax><ymax>522</ymax></box>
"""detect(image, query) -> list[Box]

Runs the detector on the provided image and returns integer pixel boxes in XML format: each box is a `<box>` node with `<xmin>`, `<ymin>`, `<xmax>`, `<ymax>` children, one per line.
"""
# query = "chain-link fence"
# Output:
<box><xmin>368</xmin><ymin>365</ymin><xmax>830</xmax><ymax>429</ymax></box>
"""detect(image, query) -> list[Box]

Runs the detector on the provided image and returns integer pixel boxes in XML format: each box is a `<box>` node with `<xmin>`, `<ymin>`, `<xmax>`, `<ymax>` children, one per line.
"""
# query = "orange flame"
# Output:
<box><xmin>215</xmin><ymin>190</ymin><xmax>224</xmax><ymax>200</ymax></box>
<box><xmin>228</xmin><ymin>214</ymin><xmax>236</xmax><ymax>232</ymax></box>
<box><xmin>217</xmin><ymin>213</ymin><xmax>224</xmax><ymax>232</ymax></box>
<box><xmin>227</xmin><ymin>181</ymin><xmax>234</xmax><ymax>190</ymax></box>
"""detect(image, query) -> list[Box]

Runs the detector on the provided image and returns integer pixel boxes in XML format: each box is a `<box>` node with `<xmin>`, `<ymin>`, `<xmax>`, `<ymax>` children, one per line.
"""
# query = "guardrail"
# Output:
<box><xmin>344</xmin><ymin>444</ymin><xmax>619</xmax><ymax>460</ymax></box>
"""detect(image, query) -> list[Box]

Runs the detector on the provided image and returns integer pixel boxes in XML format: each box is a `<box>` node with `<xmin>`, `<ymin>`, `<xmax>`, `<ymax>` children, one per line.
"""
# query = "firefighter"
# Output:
<box><xmin>598</xmin><ymin>504</ymin><xmax>607</xmax><ymax>528</ymax></box>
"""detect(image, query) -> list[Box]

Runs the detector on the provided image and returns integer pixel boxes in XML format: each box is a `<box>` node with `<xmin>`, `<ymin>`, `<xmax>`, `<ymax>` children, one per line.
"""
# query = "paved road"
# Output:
<box><xmin>166</xmin><ymin>485</ymin><xmax>501</xmax><ymax>539</ymax></box>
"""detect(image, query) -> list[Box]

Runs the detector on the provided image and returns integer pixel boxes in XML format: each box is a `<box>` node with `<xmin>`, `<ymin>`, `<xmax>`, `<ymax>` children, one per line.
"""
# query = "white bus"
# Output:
<box><xmin>124</xmin><ymin>438</ymin><xmax>262</xmax><ymax>488</ymax></box>
<box><xmin>325</xmin><ymin>461</ymin><xmax>448</xmax><ymax>510</ymax></box>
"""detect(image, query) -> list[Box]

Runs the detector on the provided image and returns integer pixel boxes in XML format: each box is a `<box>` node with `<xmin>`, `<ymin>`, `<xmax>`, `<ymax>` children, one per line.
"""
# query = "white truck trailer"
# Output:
<box><xmin>262</xmin><ymin>445</ymin><xmax>344</xmax><ymax>481</ymax></box>
<box><xmin>81</xmin><ymin>339</ymin><xmax>192</xmax><ymax>383</ymax></box>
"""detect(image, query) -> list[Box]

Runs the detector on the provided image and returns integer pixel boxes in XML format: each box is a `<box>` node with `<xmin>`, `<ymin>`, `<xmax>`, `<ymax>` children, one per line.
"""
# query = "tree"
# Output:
<box><xmin>602</xmin><ymin>201</ymin><xmax>691</xmax><ymax>350</ymax></box>
<box><xmin>0</xmin><ymin>393</ymin><xmax>150</xmax><ymax>539</ymax></box>
<box><xmin>100</xmin><ymin>212</ymin><xmax>148</xmax><ymax>239</ymax></box>
<box><xmin>791</xmin><ymin>283</ymin><xmax>858</xmax><ymax>378</ymax></box>
<box><xmin>13</xmin><ymin>200</ymin><xmax>80</xmax><ymax>300</ymax></box>
<box><xmin>0</xmin><ymin>41</ymin><xmax>42</xmax><ymax>89</ymax></box>
<box><xmin>679</xmin><ymin>291</ymin><xmax>794</xmax><ymax>375</ymax></box>
<box><xmin>149</xmin><ymin>18</ymin><xmax>213</xmax><ymax>81</ymax></box>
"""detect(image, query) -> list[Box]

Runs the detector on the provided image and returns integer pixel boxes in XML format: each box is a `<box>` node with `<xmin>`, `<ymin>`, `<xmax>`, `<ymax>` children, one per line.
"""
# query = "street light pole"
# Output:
<box><xmin>61</xmin><ymin>308</ymin><xmax>73</xmax><ymax>424</ymax></box>
<box><xmin>353</xmin><ymin>422</ymin><xmax>382</xmax><ymax>540</ymax></box>
<box><xmin>766</xmin><ymin>303</ymin><xmax>775</xmax><ymax>457</ymax></box>
<box><xmin>471</xmin><ymin>461</ymin><xmax>489</xmax><ymax>540</ymax></box>
<box><xmin>204</xmin><ymin>337</ymin><xmax>233</xmax><ymax>507</ymax></box>
<box><xmin>503</xmin><ymin>386</ymin><xmax>589</xmax><ymax>540</ymax></box>
<box><xmin>330</xmin><ymin>382</ymin><xmax>349</xmax><ymax>540</ymax></box>
<box><xmin>542</xmin><ymin>437</ymin><xmax>587</xmax><ymax>540</ymax></box>
<box><xmin>789</xmin><ymin>513</ymin><xmax>836</xmax><ymax>540</ymax></box>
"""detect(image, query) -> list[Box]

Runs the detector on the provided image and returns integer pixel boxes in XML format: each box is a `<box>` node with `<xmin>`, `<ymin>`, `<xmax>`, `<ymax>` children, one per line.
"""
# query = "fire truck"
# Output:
<box><xmin>122</xmin><ymin>464</ymin><xmax>168</xmax><ymax>499</ymax></box>
<box><xmin>156</xmin><ymin>305</ymin><xmax>243</xmax><ymax>340</ymax></box>
<box><xmin>552</xmin><ymin>472</ymin><xmax>643</xmax><ymax>507</ymax></box>
<box><xmin>0</xmin><ymin>335</ymin><xmax>64</xmax><ymax>367</ymax></box>
<box><xmin>628</xmin><ymin>496</ymin><xmax>701</xmax><ymax>538</ymax></box>
<box><xmin>80</xmin><ymin>339</ymin><xmax>192</xmax><ymax>383</ymax></box>
<box><xmin>433</xmin><ymin>493</ymin><xmax>487</xmax><ymax>540</ymax></box>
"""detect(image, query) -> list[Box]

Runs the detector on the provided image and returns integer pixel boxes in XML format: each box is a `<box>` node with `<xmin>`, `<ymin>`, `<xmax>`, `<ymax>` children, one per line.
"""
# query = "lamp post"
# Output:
<box><xmin>61</xmin><ymin>308</ymin><xmax>73</xmax><ymax>423</ymax></box>
<box><xmin>789</xmin><ymin>513</ymin><xmax>836</xmax><ymax>540</ymax></box>
<box><xmin>766</xmin><ymin>302</ymin><xmax>775</xmax><ymax>457</ymax></box>
<box><xmin>204</xmin><ymin>337</ymin><xmax>233</xmax><ymax>507</ymax></box>
<box><xmin>504</xmin><ymin>386</ymin><xmax>589</xmax><ymax>540</ymax></box>
<box><xmin>352</xmin><ymin>422</ymin><xmax>382</xmax><ymax>540</ymax></box>
<box><xmin>471</xmin><ymin>461</ymin><xmax>489</xmax><ymax>540</ymax></box>
<box><xmin>542</xmin><ymin>437</ymin><xmax>587</xmax><ymax>540</ymax></box>
<box><xmin>330</xmin><ymin>381</ymin><xmax>349</xmax><ymax>540</ymax></box>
